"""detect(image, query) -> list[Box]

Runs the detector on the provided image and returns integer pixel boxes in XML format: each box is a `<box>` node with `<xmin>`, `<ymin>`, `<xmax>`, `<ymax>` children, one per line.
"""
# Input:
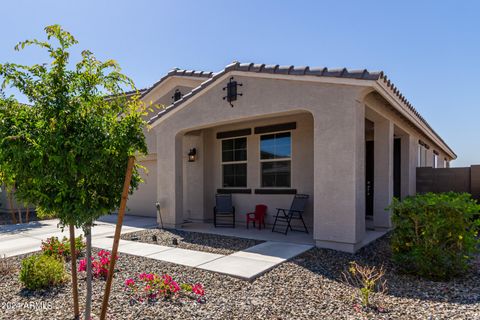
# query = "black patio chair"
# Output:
<box><xmin>214</xmin><ymin>194</ymin><xmax>235</xmax><ymax>228</ymax></box>
<box><xmin>272</xmin><ymin>194</ymin><xmax>309</xmax><ymax>235</ymax></box>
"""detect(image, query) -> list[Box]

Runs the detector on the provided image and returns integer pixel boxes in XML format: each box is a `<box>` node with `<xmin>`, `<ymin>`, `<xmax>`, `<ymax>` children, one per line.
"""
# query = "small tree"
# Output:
<box><xmin>0</xmin><ymin>25</ymin><xmax>149</xmax><ymax>319</ymax></box>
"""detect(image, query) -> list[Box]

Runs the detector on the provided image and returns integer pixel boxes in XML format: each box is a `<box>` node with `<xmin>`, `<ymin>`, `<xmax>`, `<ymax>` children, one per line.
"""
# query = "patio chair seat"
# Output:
<box><xmin>272</xmin><ymin>194</ymin><xmax>309</xmax><ymax>235</ymax></box>
<box><xmin>214</xmin><ymin>194</ymin><xmax>235</xmax><ymax>228</ymax></box>
<box><xmin>246</xmin><ymin>204</ymin><xmax>267</xmax><ymax>230</ymax></box>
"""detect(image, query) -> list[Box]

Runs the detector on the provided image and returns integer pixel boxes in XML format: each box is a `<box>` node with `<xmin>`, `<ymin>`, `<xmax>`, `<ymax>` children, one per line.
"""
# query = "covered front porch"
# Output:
<box><xmin>180</xmin><ymin>111</ymin><xmax>315</xmax><ymax>235</ymax></box>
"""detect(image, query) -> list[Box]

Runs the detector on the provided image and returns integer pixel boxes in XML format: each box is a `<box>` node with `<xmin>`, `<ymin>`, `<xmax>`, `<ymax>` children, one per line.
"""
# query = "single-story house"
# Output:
<box><xmin>127</xmin><ymin>62</ymin><xmax>456</xmax><ymax>252</ymax></box>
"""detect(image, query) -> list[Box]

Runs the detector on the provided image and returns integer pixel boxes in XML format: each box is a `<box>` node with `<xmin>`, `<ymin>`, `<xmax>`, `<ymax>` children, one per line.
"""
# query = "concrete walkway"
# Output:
<box><xmin>1</xmin><ymin>215</ymin><xmax>313</xmax><ymax>280</ymax></box>
<box><xmin>93</xmin><ymin>237</ymin><xmax>313</xmax><ymax>280</ymax></box>
<box><xmin>0</xmin><ymin>215</ymin><xmax>156</xmax><ymax>257</ymax></box>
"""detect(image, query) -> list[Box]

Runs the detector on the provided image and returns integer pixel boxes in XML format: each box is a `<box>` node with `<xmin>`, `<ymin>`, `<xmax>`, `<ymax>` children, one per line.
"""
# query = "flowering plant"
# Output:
<box><xmin>41</xmin><ymin>235</ymin><xmax>85</xmax><ymax>260</ymax></box>
<box><xmin>124</xmin><ymin>272</ymin><xmax>205</xmax><ymax>304</ymax></box>
<box><xmin>78</xmin><ymin>250</ymin><xmax>118</xmax><ymax>279</ymax></box>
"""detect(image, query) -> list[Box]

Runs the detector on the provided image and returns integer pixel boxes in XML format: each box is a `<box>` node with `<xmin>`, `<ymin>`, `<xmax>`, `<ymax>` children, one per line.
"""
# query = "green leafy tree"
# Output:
<box><xmin>0</xmin><ymin>25</ymin><xmax>149</xmax><ymax>319</ymax></box>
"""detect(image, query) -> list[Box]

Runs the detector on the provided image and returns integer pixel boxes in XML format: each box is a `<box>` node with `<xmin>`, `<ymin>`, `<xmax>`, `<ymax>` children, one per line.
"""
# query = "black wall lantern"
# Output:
<box><xmin>223</xmin><ymin>77</ymin><xmax>242</xmax><ymax>107</ymax></box>
<box><xmin>188</xmin><ymin>148</ymin><xmax>197</xmax><ymax>162</ymax></box>
<box><xmin>172</xmin><ymin>89</ymin><xmax>182</xmax><ymax>102</ymax></box>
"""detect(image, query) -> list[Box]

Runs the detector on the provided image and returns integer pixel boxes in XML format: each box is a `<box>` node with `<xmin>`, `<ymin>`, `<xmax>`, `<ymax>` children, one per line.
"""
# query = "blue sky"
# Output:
<box><xmin>1</xmin><ymin>1</ymin><xmax>478</xmax><ymax>166</ymax></box>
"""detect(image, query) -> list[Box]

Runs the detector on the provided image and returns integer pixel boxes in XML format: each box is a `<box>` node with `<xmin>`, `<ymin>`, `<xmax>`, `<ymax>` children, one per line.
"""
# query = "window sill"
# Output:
<box><xmin>217</xmin><ymin>188</ymin><xmax>252</xmax><ymax>194</ymax></box>
<box><xmin>254</xmin><ymin>189</ymin><xmax>297</xmax><ymax>195</ymax></box>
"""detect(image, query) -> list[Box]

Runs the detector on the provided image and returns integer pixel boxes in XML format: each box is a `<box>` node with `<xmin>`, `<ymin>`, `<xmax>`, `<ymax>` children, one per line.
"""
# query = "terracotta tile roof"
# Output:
<box><xmin>146</xmin><ymin>62</ymin><xmax>455</xmax><ymax>158</ymax></box>
<box><xmin>140</xmin><ymin>68</ymin><xmax>214</xmax><ymax>99</ymax></box>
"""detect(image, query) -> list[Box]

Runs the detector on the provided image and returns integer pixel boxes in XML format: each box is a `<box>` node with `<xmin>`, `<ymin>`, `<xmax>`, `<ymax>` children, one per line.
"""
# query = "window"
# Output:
<box><xmin>433</xmin><ymin>154</ymin><xmax>438</xmax><ymax>168</ymax></box>
<box><xmin>418</xmin><ymin>144</ymin><xmax>428</xmax><ymax>167</ymax></box>
<box><xmin>222</xmin><ymin>137</ymin><xmax>247</xmax><ymax>187</ymax></box>
<box><xmin>260</xmin><ymin>132</ymin><xmax>291</xmax><ymax>187</ymax></box>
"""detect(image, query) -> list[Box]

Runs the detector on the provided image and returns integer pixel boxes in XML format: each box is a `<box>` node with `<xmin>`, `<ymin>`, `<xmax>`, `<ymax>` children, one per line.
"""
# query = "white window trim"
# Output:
<box><xmin>220</xmin><ymin>136</ymin><xmax>248</xmax><ymax>188</ymax></box>
<box><xmin>258</xmin><ymin>130</ymin><xmax>292</xmax><ymax>189</ymax></box>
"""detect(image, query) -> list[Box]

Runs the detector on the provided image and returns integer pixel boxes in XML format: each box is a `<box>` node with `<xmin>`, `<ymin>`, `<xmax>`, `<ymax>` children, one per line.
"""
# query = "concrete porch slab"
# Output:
<box><xmin>147</xmin><ymin>248</ymin><xmax>223</xmax><ymax>267</ymax></box>
<box><xmin>198</xmin><ymin>255</ymin><xmax>277</xmax><ymax>279</ymax></box>
<box><xmin>199</xmin><ymin>241</ymin><xmax>313</xmax><ymax>280</ymax></box>
<box><xmin>230</xmin><ymin>241</ymin><xmax>313</xmax><ymax>263</ymax></box>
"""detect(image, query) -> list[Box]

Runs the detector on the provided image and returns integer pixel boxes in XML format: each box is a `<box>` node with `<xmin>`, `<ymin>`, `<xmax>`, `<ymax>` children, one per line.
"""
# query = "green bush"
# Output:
<box><xmin>388</xmin><ymin>192</ymin><xmax>480</xmax><ymax>280</ymax></box>
<box><xmin>19</xmin><ymin>254</ymin><xmax>67</xmax><ymax>290</ymax></box>
<box><xmin>35</xmin><ymin>207</ymin><xmax>57</xmax><ymax>220</ymax></box>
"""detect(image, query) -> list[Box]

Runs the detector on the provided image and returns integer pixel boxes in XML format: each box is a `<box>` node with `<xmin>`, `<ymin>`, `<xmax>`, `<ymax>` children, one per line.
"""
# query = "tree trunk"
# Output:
<box><xmin>25</xmin><ymin>206</ymin><xmax>30</xmax><ymax>223</ymax></box>
<box><xmin>85</xmin><ymin>224</ymin><xmax>92</xmax><ymax>320</ymax></box>
<box><xmin>7</xmin><ymin>191</ymin><xmax>17</xmax><ymax>224</ymax></box>
<box><xmin>69</xmin><ymin>224</ymin><xmax>80</xmax><ymax>319</ymax></box>
<box><xmin>17</xmin><ymin>206</ymin><xmax>22</xmax><ymax>224</ymax></box>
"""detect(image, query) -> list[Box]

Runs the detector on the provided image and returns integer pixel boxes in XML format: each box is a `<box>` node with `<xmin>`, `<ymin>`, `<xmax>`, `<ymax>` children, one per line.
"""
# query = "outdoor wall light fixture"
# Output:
<box><xmin>172</xmin><ymin>89</ymin><xmax>182</xmax><ymax>102</ymax></box>
<box><xmin>188</xmin><ymin>148</ymin><xmax>197</xmax><ymax>162</ymax></box>
<box><xmin>223</xmin><ymin>77</ymin><xmax>242</xmax><ymax>107</ymax></box>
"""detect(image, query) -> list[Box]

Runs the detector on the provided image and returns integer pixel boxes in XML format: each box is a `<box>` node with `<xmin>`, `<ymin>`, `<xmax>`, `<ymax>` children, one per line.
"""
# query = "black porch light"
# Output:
<box><xmin>222</xmin><ymin>77</ymin><xmax>243</xmax><ymax>107</ymax></box>
<box><xmin>188</xmin><ymin>148</ymin><xmax>197</xmax><ymax>162</ymax></box>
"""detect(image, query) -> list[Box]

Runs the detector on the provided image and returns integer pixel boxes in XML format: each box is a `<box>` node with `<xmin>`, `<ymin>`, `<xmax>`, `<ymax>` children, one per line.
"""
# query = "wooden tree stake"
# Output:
<box><xmin>100</xmin><ymin>156</ymin><xmax>135</xmax><ymax>320</ymax></box>
<box><xmin>69</xmin><ymin>224</ymin><xmax>80</xmax><ymax>319</ymax></box>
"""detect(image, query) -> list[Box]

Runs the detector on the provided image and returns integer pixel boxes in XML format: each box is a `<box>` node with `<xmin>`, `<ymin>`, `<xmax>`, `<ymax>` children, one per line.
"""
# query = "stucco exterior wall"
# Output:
<box><xmin>126</xmin><ymin>158</ymin><xmax>158</xmax><ymax>217</ymax></box>
<box><xmin>127</xmin><ymin>78</ymin><xmax>206</xmax><ymax>217</ymax></box>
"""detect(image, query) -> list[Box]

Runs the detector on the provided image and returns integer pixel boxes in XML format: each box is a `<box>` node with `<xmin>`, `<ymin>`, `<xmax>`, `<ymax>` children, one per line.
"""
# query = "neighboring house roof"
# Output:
<box><xmin>140</xmin><ymin>68</ymin><xmax>214</xmax><ymax>99</ymax></box>
<box><xmin>104</xmin><ymin>88</ymin><xmax>147</xmax><ymax>100</ymax></box>
<box><xmin>146</xmin><ymin>62</ymin><xmax>456</xmax><ymax>159</ymax></box>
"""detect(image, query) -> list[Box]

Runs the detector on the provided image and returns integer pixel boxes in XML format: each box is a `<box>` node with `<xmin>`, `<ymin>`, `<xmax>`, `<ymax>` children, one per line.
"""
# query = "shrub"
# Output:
<box><xmin>41</xmin><ymin>235</ymin><xmax>85</xmax><ymax>260</ymax></box>
<box><xmin>19</xmin><ymin>254</ymin><xmax>67</xmax><ymax>290</ymax></box>
<box><xmin>78</xmin><ymin>250</ymin><xmax>117</xmax><ymax>279</ymax></box>
<box><xmin>342</xmin><ymin>261</ymin><xmax>387</xmax><ymax>309</ymax></box>
<box><xmin>124</xmin><ymin>273</ymin><xmax>205</xmax><ymax>304</ymax></box>
<box><xmin>35</xmin><ymin>207</ymin><xmax>57</xmax><ymax>220</ymax></box>
<box><xmin>388</xmin><ymin>192</ymin><xmax>480</xmax><ymax>280</ymax></box>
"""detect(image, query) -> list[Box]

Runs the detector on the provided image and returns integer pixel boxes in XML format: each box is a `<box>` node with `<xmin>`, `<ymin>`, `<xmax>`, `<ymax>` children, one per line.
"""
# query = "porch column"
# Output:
<box><xmin>156</xmin><ymin>129</ymin><xmax>184</xmax><ymax>228</ymax></box>
<box><xmin>313</xmin><ymin>98</ymin><xmax>365</xmax><ymax>253</ymax></box>
<box><xmin>401</xmin><ymin>135</ymin><xmax>417</xmax><ymax>198</ymax></box>
<box><xmin>374</xmin><ymin>118</ymin><xmax>394</xmax><ymax>229</ymax></box>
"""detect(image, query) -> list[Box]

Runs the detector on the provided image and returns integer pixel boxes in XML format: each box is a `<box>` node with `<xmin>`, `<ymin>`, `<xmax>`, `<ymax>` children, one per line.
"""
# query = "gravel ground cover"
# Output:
<box><xmin>120</xmin><ymin>228</ymin><xmax>264</xmax><ymax>255</ymax></box>
<box><xmin>1</xmin><ymin>235</ymin><xmax>479</xmax><ymax>320</ymax></box>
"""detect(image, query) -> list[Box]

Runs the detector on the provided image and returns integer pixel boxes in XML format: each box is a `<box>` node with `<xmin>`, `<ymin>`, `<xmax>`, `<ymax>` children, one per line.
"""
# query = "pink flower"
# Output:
<box><xmin>100</xmin><ymin>257</ymin><xmax>110</xmax><ymax>266</ymax></box>
<box><xmin>192</xmin><ymin>283</ymin><xmax>205</xmax><ymax>296</ymax></box>
<box><xmin>78</xmin><ymin>259</ymin><xmax>87</xmax><ymax>272</ymax></box>
<box><xmin>125</xmin><ymin>278</ymin><xmax>135</xmax><ymax>287</ymax></box>
<box><xmin>169</xmin><ymin>280</ymin><xmax>180</xmax><ymax>293</ymax></box>
<box><xmin>162</xmin><ymin>274</ymin><xmax>172</xmax><ymax>283</ymax></box>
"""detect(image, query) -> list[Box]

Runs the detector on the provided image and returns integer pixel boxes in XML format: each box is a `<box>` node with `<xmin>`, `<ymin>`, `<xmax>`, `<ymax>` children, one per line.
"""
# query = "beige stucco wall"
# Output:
<box><xmin>127</xmin><ymin>77</ymin><xmax>206</xmax><ymax>217</ymax></box>
<box><xmin>126</xmin><ymin>158</ymin><xmax>158</xmax><ymax>217</ymax></box>
<box><xmin>180</xmin><ymin>113</ymin><xmax>314</xmax><ymax>228</ymax></box>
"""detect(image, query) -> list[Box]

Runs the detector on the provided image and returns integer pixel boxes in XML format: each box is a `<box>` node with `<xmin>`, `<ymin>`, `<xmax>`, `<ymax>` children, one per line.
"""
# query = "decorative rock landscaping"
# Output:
<box><xmin>1</xmin><ymin>235</ymin><xmax>479</xmax><ymax>319</ymax></box>
<box><xmin>120</xmin><ymin>228</ymin><xmax>264</xmax><ymax>255</ymax></box>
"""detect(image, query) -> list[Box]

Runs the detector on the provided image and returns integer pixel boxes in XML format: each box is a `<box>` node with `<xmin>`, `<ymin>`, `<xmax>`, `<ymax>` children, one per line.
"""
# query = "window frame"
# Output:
<box><xmin>258</xmin><ymin>130</ymin><xmax>292</xmax><ymax>188</ymax></box>
<box><xmin>220</xmin><ymin>136</ymin><xmax>248</xmax><ymax>188</ymax></box>
<box><xmin>418</xmin><ymin>144</ymin><xmax>428</xmax><ymax>168</ymax></box>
